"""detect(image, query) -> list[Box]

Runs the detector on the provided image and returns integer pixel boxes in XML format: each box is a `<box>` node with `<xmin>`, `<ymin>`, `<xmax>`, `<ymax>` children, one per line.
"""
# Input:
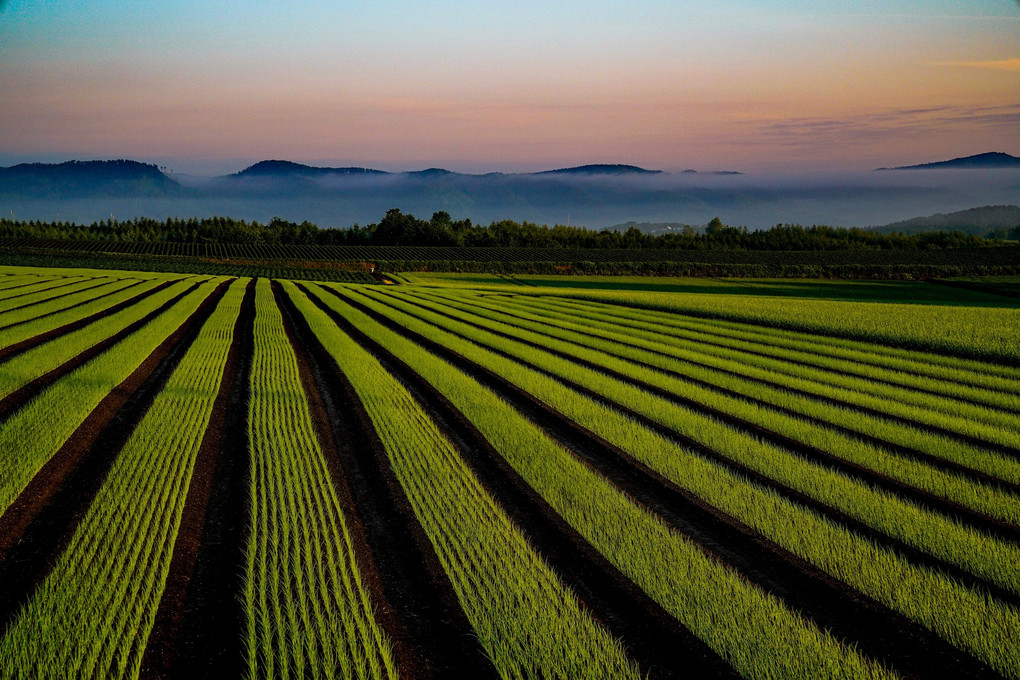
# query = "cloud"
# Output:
<box><xmin>755</xmin><ymin>104</ymin><xmax>1020</xmax><ymax>147</ymax></box>
<box><xmin>932</xmin><ymin>58</ymin><xmax>1020</xmax><ymax>72</ymax></box>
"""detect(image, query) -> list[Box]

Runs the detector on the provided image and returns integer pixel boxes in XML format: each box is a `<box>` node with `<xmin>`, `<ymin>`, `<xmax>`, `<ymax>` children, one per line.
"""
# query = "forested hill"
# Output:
<box><xmin>0</xmin><ymin>210</ymin><xmax>1001</xmax><ymax>250</ymax></box>
<box><xmin>0</xmin><ymin>160</ymin><xmax>179</xmax><ymax>197</ymax></box>
<box><xmin>873</xmin><ymin>205</ymin><xmax>1020</xmax><ymax>238</ymax></box>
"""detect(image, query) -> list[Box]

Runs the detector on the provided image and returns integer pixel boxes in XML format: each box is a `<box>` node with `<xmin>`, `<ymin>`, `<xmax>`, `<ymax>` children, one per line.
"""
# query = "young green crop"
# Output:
<box><xmin>484</xmin><ymin>292</ymin><xmax>1020</xmax><ymax>435</ymax></box>
<box><xmin>0</xmin><ymin>277</ymin><xmax>170</xmax><ymax>355</ymax></box>
<box><xmin>528</xmin><ymin>293</ymin><xmax>1020</xmax><ymax>394</ymax></box>
<box><xmin>0</xmin><ymin>278</ymin><xmax>248</xmax><ymax>680</ymax></box>
<box><xmin>0</xmin><ymin>278</ymin><xmax>200</xmax><ymax>399</ymax></box>
<box><xmin>0</xmin><ymin>277</ymin><xmax>223</xmax><ymax>517</ymax></box>
<box><xmin>0</xmin><ymin>278</ymin><xmax>137</xmax><ymax>329</ymax></box>
<box><xmin>310</xmin><ymin>282</ymin><xmax>900</xmax><ymax>680</ymax></box>
<box><xmin>503</xmin><ymin>292</ymin><xmax>1020</xmax><ymax>411</ymax></box>
<box><xmin>244</xmin><ymin>279</ymin><xmax>395</xmax><ymax>680</ymax></box>
<box><xmin>0</xmin><ymin>277</ymin><xmax>82</xmax><ymax>304</ymax></box>
<box><xmin>426</xmin><ymin>289</ymin><xmax>1020</xmax><ymax>448</ymax></box>
<box><xmin>338</xmin><ymin>285</ymin><xmax>1020</xmax><ymax>677</ymax></box>
<box><xmin>521</xmin><ymin>284</ymin><xmax>1020</xmax><ymax>363</ymax></box>
<box><xmin>415</xmin><ymin>289</ymin><xmax>1020</xmax><ymax>508</ymax></box>
<box><xmin>284</xmin><ymin>280</ymin><xmax>641</xmax><ymax>679</ymax></box>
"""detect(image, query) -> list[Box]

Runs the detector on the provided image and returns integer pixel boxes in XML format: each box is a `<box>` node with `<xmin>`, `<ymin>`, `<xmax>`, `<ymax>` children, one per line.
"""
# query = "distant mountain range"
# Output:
<box><xmin>1</xmin><ymin>156</ymin><xmax>1018</xmax><ymax>228</ymax></box>
<box><xmin>873</xmin><ymin>205</ymin><xmax>1020</xmax><ymax>236</ymax></box>
<box><xmin>876</xmin><ymin>152</ymin><xmax>1020</xmax><ymax>171</ymax></box>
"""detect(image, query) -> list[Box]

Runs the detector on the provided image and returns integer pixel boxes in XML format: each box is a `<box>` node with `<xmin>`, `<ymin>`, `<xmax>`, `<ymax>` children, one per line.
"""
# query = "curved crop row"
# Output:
<box><xmin>285</xmin><ymin>280</ymin><xmax>641</xmax><ymax>679</ymax></box>
<box><xmin>309</xmin><ymin>282</ymin><xmax>899</xmax><ymax>680</ymax></box>
<box><xmin>335</xmin><ymin>285</ymin><xmax>1020</xmax><ymax>677</ymax></box>
<box><xmin>414</xmin><ymin>290</ymin><xmax>1020</xmax><ymax>507</ymax></box>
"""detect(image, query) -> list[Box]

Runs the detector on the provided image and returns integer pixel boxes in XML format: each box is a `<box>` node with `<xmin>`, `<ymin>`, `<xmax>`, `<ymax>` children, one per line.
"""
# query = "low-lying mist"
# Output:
<box><xmin>3</xmin><ymin>164</ymin><xmax>1018</xmax><ymax>230</ymax></box>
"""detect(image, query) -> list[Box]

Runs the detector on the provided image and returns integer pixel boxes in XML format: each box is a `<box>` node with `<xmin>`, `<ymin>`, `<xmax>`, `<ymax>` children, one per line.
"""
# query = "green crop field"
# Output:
<box><xmin>0</xmin><ymin>263</ymin><xmax>1017</xmax><ymax>680</ymax></box>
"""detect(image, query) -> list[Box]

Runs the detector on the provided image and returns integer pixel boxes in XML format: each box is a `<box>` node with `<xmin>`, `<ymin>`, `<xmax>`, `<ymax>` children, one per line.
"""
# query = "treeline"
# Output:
<box><xmin>0</xmin><ymin>210</ymin><xmax>1001</xmax><ymax>250</ymax></box>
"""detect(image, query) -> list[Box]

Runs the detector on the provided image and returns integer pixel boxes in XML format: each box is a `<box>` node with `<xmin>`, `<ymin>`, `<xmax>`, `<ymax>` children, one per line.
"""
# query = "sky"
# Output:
<box><xmin>1</xmin><ymin>0</ymin><xmax>1018</xmax><ymax>174</ymax></box>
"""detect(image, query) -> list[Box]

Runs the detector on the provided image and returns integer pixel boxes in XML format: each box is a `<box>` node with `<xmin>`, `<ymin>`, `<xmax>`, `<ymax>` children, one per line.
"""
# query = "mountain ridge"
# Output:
<box><xmin>876</xmin><ymin>152</ymin><xmax>1020</xmax><ymax>171</ymax></box>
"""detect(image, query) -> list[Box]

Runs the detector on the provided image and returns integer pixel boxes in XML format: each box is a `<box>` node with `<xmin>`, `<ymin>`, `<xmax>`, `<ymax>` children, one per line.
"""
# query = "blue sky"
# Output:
<box><xmin>1</xmin><ymin>0</ymin><xmax>1017</xmax><ymax>173</ymax></box>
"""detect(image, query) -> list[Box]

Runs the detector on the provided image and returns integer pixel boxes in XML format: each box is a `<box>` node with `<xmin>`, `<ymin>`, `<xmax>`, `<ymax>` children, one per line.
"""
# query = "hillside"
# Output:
<box><xmin>0</xmin><ymin>160</ymin><xmax>180</xmax><ymax>198</ymax></box>
<box><xmin>874</xmin><ymin>205</ymin><xmax>1020</xmax><ymax>236</ymax></box>
<box><xmin>877</xmin><ymin>152</ymin><xmax>1020</xmax><ymax>171</ymax></box>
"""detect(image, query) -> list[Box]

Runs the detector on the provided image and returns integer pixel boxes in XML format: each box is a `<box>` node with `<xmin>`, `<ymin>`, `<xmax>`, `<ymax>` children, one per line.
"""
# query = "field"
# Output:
<box><xmin>2</xmin><ymin>237</ymin><xmax>1019</xmax><ymax>280</ymax></box>
<box><xmin>0</xmin><ymin>264</ymin><xmax>1017</xmax><ymax>679</ymax></box>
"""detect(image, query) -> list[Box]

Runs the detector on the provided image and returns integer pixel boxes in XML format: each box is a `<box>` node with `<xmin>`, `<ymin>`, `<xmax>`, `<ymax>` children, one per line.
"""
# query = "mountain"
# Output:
<box><xmin>0</xmin><ymin>160</ymin><xmax>180</xmax><ymax>198</ymax></box>
<box><xmin>233</xmin><ymin>160</ymin><xmax>389</xmax><ymax>178</ymax></box>
<box><xmin>2</xmin><ymin>158</ymin><xmax>1018</xmax><ymax>229</ymax></box>
<box><xmin>534</xmin><ymin>164</ymin><xmax>662</xmax><ymax>176</ymax></box>
<box><xmin>877</xmin><ymin>152</ymin><xmax>1020</xmax><ymax>171</ymax></box>
<box><xmin>873</xmin><ymin>205</ymin><xmax>1020</xmax><ymax>236</ymax></box>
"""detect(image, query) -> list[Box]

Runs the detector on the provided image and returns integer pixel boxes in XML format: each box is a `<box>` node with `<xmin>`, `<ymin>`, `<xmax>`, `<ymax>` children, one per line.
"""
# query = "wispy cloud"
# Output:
<box><xmin>932</xmin><ymin>58</ymin><xmax>1020</xmax><ymax>72</ymax></box>
<box><xmin>755</xmin><ymin>104</ymin><xmax>1020</xmax><ymax>147</ymax></box>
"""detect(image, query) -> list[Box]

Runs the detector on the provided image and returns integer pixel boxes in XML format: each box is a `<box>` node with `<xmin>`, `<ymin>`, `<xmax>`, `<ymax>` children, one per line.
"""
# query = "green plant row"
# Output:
<box><xmin>0</xmin><ymin>278</ymin><xmax>248</xmax><ymax>679</ymax></box>
<box><xmin>0</xmin><ymin>278</ymin><xmax>199</xmax><ymax>400</ymax></box>
<box><xmin>0</xmin><ymin>277</ymin><xmax>172</xmax><ymax>356</ymax></box>
<box><xmin>503</xmin><ymin>295</ymin><xmax>1020</xmax><ymax>423</ymax></box>
<box><xmin>310</xmin><ymin>282</ymin><xmax>898</xmax><ymax>680</ymax></box>
<box><xmin>0</xmin><ymin>277</ymin><xmax>222</xmax><ymax>517</ymax></box>
<box><xmin>536</xmin><ymin>293</ymin><xmax>1020</xmax><ymax>394</ymax></box>
<box><xmin>0</xmin><ymin>276</ymin><xmax>112</xmax><ymax>313</ymax></box>
<box><xmin>0</xmin><ymin>278</ymin><xmax>137</xmax><ymax>329</ymax></box>
<box><xmin>244</xmin><ymin>279</ymin><xmax>395</xmax><ymax>680</ymax></box>
<box><xmin>531</xmin><ymin>285</ymin><xmax>1020</xmax><ymax>364</ymax></box>
<box><xmin>420</xmin><ymin>290</ymin><xmax>1020</xmax><ymax>492</ymax></box>
<box><xmin>0</xmin><ymin>274</ymin><xmax>45</xmax><ymax>291</ymax></box>
<box><xmin>0</xmin><ymin>276</ymin><xmax>90</xmax><ymax>305</ymax></box>
<box><xmin>373</xmin><ymin>289</ymin><xmax>1020</xmax><ymax>587</ymax></box>
<box><xmin>505</xmin><ymin>293</ymin><xmax>1020</xmax><ymax>410</ymax></box>
<box><xmin>339</xmin><ymin>286</ymin><xmax>1020</xmax><ymax>677</ymax></box>
<box><xmin>451</xmin><ymin>289</ymin><xmax>1020</xmax><ymax>446</ymax></box>
<box><xmin>285</xmin><ymin>280</ymin><xmax>642</xmax><ymax>679</ymax></box>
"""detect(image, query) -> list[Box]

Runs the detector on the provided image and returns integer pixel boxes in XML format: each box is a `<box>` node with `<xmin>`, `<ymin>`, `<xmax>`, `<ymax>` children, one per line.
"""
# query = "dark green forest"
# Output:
<box><xmin>0</xmin><ymin>209</ymin><xmax>1011</xmax><ymax>251</ymax></box>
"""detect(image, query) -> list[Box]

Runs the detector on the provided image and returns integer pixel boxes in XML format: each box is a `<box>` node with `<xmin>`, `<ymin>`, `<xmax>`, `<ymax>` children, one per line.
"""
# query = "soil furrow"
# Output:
<box><xmin>398</xmin><ymin>292</ymin><xmax>1020</xmax><ymax>540</ymax></box>
<box><xmin>366</xmin><ymin>290</ymin><xmax>1020</xmax><ymax>605</ymax></box>
<box><xmin>407</xmin><ymin>291</ymin><xmax>1020</xmax><ymax>477</ymax></box>
<box><xmin>0</xmin><ymin>279</ymin><xmax>232</xmax><ymax>636</ymax></box>
<box><xmin>0</xmin><ymin>278</ymin><xmax>177</xmax><ymax>365</ymax></box>
<box><xmin>0</xmin><ymin>281</ymin><xmax>200</xmax><ymax>421</ymax></box>
<box><xmin>139</xmin><ymin>280</ymin><xmax>255</xmax><ymax>680</ymax></box>
<box><xmin>276</xmin><ymin>282</ymin><xmax>498</xmax><ymax>680</ymax></box>
<box><xmin>300</xmin><ymin>284</ymin><xmax>740</xmax><ymax>680</ymax></box>
<box><xmin>331</xmin><ymin>287</ymin><xmax>1014</xmax><ymax>679</ymax></box>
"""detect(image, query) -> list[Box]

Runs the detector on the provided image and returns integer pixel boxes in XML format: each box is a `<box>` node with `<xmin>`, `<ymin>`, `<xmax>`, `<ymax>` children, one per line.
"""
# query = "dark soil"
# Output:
<box><xmin>139</xmin><ymin>279</ymin><xmax>255</xmax><ymax>680</ymax></box>
<box><xmin>0</xmin><ymin>279</ymin><xmax>232</xmax><ymax>636</ymax></box>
